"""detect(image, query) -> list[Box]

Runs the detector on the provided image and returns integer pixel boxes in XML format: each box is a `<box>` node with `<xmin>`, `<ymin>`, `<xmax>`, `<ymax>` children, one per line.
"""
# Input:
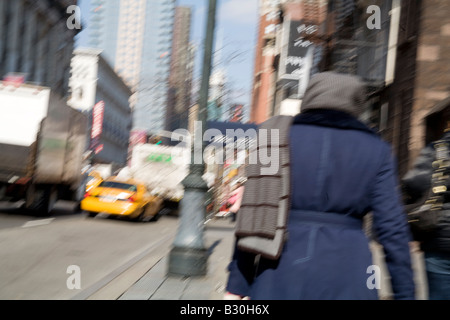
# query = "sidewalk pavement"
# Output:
<box><xmin>76</xmin><ymin>217</ymin><xmax>428</xmax><ymax>300</ymax></box>
<box><xmin>80</xmin><ymin>217</ymin><xmax>236</xmax><ymax>300</ymax></box>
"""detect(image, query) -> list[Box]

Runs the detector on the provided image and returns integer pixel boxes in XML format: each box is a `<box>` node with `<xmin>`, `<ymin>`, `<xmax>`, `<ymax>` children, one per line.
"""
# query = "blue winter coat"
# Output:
<box><xmin>226</xmin><ymin>110</ymin><xmax>415</xmax><ymax>300</ymax></box>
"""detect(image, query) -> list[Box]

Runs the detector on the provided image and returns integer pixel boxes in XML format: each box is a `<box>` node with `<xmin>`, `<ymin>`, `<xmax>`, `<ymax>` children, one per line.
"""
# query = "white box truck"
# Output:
<box><xmin>0</xmin><ymin>82</ymin><xmax>89</xmax><ymax>215</ymax></box>
<box><xmin>121</xmin><ymin>143</ymin><xmax>190</xmax><ymax>215</ymax></box>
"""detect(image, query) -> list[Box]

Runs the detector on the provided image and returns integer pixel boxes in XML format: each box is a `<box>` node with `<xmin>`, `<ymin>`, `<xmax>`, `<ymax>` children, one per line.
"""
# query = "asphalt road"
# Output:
<box><xmin>0</xmin><ymin>201</ymin><xmax>180</xmax><ymax>300</ymax></box>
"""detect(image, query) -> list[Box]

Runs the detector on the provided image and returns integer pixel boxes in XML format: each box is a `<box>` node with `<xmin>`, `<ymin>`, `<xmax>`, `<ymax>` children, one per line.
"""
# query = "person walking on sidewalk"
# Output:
<box><xmin>225</xmin><ymin>71</ymin><xmax>415</xmax><ymax>300</ymax></box>
<box><xmin>228</xmin><ymin>178</ymin><xmax>246</xmax><ymax>222</ymax></box>
<box><xmin>402</xmin><ymin>121</ymin><xmax>450</xmax><ymax>300</ymax></box>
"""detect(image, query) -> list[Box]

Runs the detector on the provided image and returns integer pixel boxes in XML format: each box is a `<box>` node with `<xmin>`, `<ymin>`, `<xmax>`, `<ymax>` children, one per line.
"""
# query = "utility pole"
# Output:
<box><xmin>168</xmin><ymin>0</ymin><xmax>217</xmax><ymax>277</ymax></box>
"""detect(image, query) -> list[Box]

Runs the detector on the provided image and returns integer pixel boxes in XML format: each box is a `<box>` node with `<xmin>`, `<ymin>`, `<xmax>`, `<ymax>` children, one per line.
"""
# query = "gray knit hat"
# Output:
<box><xmin>302</xmin><ymin>71</ymin><xmax>367</xmax><ymax>118</ymax></box>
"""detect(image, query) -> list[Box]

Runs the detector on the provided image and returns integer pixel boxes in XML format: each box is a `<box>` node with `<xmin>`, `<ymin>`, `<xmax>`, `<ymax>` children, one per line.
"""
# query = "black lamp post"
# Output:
<box><xmin>167</xmin><ymin>0</ymin><xmax>218</xmax><ymax>277</ymax></box>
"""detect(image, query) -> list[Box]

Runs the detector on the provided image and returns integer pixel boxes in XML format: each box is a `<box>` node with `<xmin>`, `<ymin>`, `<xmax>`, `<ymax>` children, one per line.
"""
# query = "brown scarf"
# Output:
<box><xmin>235</xmin><ymin>115</ymin><xmax>294</xmax><ymax>260</ymax></box>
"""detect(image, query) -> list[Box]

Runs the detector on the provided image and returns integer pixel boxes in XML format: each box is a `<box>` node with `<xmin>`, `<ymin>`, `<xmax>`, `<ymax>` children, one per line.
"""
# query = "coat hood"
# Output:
<box><xmin>302</xmin><ymin>71</ymin><xmax>367</xmax><ymax>118</ymax></box>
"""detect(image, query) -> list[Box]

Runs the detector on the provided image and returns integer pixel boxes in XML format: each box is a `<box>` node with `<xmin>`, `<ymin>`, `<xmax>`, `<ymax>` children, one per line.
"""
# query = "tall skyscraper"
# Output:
<box><xmin>165</xmin><ymin>6</ymin><xmax>194</xmax><ymax>132</ymax></box>
<box><xmin>87</xmin><ymin>0</ymin><xmax>176</xmax><ymax>134</ymax></box>
<box><xmin>88</xmin><ymin>0</ymin><xmax>121</xmax><ymax>67</ymax></box>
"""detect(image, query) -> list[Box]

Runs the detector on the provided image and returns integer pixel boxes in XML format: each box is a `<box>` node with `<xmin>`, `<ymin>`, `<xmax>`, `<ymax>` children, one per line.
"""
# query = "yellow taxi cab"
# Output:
<box><xmin>81</xmin><ymin>177</ymin><xmax>163</xmax><ymax>222</ymax></box>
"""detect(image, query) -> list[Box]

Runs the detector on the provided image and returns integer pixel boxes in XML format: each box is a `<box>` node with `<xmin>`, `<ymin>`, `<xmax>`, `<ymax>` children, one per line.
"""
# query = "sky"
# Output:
<box><xmin>75</xmin><ymin>0</ymin><xmax>259</xmax><ymax>116</ymax></box>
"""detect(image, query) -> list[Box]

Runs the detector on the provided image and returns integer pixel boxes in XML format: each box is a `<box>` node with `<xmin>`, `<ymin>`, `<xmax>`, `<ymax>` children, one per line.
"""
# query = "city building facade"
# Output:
<box><xmin>166</xmin><ymin>6</ymin><xmax>194</xmax><ymax>133</ymax></box>
<box><xmin>273</xmin><ymin>0</ymin><xmax>328</xmax><ymax>117</ymax></box>
<box><xmin>249</xmin><ymin>0</ymin><xmax>328</xmax><ymax>124</ymax></box>
<box><xmin>324</xmin><ymin>0</ymin><xmax>449</xmax><ymax>176</ymax></box>
<box><xmin>250</xmin><ymin>0</ymin><xmax>450</xmax><ymax>177</ymax></box>
<box><xmin>86</xmin><ymin>0</ymin><xmax>176</xmax><ymax>135</ymax></box>
<box><xmin>207</xmin><ymin>69</ymin><xmax>227</xmax><ymax>122</ymax></box>
<box><xmin>87</xmin><ymin>0</ymin><xmax>121</xmax><ymax>67</ymax></box>
<box><xmin>0</xmin><ymin>0</ymin><xmax>78</xmax><ymax>97</ymax></box>
<box><xmin>380</xmin><ymin>0</ymin><xmax>450</xmax><ymax>176</ymax></box>
<box><xmin>249</xmin><ymin>0</ymin><xmax>282</xmax><ymax>124</ymax></box>
<box><xmin>68</xmin><ymin>48</ymin><xmax>133</xmax><ymax>167</ymax></box>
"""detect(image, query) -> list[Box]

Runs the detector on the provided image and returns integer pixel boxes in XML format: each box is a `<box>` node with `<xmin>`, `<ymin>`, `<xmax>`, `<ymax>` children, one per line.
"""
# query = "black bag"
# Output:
<box><xmin>408</xmin><ymin>202</ymin><xmax>441</xmax><ymax>237</ymax></box>
<box><xmin>407</xmin><ymin>139</ymin><xmax>450</xmax><ymax>239</ymax></box>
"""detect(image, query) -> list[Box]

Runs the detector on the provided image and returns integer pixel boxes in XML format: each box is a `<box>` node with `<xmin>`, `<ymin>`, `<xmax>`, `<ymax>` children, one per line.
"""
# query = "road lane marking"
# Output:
<box><xmin>22</xmin><ymin>218</ymin><xmax>55</xmax><ymax>228</ymax></box>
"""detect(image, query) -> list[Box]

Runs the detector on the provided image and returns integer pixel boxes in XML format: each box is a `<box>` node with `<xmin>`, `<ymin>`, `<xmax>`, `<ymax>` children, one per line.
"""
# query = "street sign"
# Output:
<box><xmin>90</xmin><ymin>101</ymin><xmax>105</xmax><ymax>154</ymax></box>
<box><xmin>91</xmin><ymin>101</ymin><xmax>105</xmax><ymax>140</ymax></box>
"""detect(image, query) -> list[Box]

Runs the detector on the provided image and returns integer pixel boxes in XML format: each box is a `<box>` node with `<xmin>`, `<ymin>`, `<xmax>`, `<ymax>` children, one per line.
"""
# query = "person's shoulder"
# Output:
<box><xmin>259</xmin><ymin>115</ymin><xmax>294</xmax><ymax>130</ymax></box>
<box><xmin>354</xmin><ymin>127</ymin><xmax>390</xmax><ymax>148</ymax></box>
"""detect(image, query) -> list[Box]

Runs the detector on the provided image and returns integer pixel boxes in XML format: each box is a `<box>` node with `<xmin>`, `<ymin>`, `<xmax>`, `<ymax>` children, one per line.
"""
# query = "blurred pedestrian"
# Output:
<box><xmin>402</xmin><ymin>121</ymin><xmax>450</xmax><ymax>300</ymax></box>
<box><xmin>224</xmin><ymin>71</ymin><xmax>415</xmax><ymax>300</ymax></box>
<box><xmin>228</xmin><ymin>178</ymin><xmax>246</xmax><ymax>222</ymax></box>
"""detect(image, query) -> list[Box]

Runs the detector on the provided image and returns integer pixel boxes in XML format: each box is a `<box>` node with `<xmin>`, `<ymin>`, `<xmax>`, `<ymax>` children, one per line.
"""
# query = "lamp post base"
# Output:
<box><xmin>168</xmin><ymin>246</ymin><xmax>208</xmax><ymax>277</ymax></box>
<box><xmin>167</xmin><ymin>170</ymin><xmax>208</xmax><ymax>277</ymax></box>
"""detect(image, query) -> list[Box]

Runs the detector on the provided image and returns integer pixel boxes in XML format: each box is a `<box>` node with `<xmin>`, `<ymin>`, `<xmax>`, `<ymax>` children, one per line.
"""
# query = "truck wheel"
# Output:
<box><xmin>25</xmin><ymin>185</ymin><xmax>57</xmax><ymax>217</ymax></box>
<box><xmin>73</xmin><ymin>202</ymin><xmax>82</xmax><ymax>213</ymax></box>
<box><xmin>0</xmin><ymin>183</ymin><xmax>6</xmax><ymax>200</ymax></box>
<box><xmin>47</xmin><ymin>188</ymin><xmax>58</xmax><ymax>213</ymax></box>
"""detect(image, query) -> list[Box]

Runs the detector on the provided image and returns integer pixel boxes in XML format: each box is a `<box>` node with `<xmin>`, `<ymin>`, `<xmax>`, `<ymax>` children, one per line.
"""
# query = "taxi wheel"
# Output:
<box><xmin>137</xmin><ymin>206</ymin><xmax>158</xmax><ymax>222</ymax></box>
<box><xmin>136</xmin><ymin>213</ymin><xmax>145</xmax><ymax>222</ymax></box>
<box><xmin>86</xmin><ymin>211</ymin><xmax>97</xmax><ymax>218</ymax></box>
<box><xmin>134</xmin><ymin>208</ymin><xmax>146</xmax><ymax>222</ymax></box>
<box><xmin>148</xmin><ymin>211</ymin><xmax>160</xmax><ymax>222</ymax></box>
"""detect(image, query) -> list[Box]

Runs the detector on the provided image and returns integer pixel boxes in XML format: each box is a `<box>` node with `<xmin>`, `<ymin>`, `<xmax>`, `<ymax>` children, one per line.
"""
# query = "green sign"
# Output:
<box><xmin>40</xmin><ymin>138</ymin><xmax>67</xmax><ymax>150</ymax></box>
<box><xmin>146</xmin><ymin>153</ymin><xmax>172</xmax><ymax>163</ymax></box>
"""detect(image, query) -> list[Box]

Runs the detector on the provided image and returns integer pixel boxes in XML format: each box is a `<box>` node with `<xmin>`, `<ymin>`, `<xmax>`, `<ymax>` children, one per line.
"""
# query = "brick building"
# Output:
<box><xmin>376</xmin><ymin>0</ymin><xmax>450</xmax><ymax>176</ymax></box>
<box><xmin>249</xmin><ymin>0</ymin><xmax>328</xmax><ymax>124</ymax></box>
<box><xmin>249</xmin><ymin>0</ymin><xmax>450</xmax><ymax>177</ymax></box>
<box><xmin>249</xmin><ymin>0</ymin><xmax>282</xmax><ymax>124</ymax></box>
<box><xmin>405</xmin><ymin>0</ymin><xmax>450</xmax><ymax>166</ymax></box>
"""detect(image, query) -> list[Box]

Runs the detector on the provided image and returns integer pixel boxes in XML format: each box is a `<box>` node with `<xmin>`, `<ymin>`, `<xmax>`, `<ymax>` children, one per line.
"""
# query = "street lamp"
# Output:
<box><xmin>167</xmin><ymin>0</ymin><xmax>218</xmax><ymax>277</ymax></box>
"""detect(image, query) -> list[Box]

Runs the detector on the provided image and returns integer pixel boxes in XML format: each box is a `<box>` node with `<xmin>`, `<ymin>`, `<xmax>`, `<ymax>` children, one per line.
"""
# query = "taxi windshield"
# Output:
<box><xmin>99</xmin><ymin>181</ymin><xmax>137</xmax><ymax>192</ymax></box>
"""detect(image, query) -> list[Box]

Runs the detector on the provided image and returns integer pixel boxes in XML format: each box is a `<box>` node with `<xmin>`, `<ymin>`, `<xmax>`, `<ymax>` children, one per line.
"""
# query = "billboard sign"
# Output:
<box><xmin>285</xmin><ymin>21</ymin><xmax>316</xmax><ymax>76</ymax></box>
<box><xmin>95</xmin><ymin>144</ymin><xmax>104</xmax><ymax>155</ymax></box>
<box><xmin>90</xmin><ymin>101</ymin><xmax>104</xmax><ymax>153</ymax></box>
<box><xmin>280</xmin><ymin>20</ymin><xmax>318</xmax><ymax>97</ymax></box>
<box><xmin>91</xmin><ymin>100</ymin><xmax>104</xmax><ymax>140</ymax></box>
<box><xmin>3</xmin><ymin>73</ymin><xmax>26</xmax><ymax>87</ymax></box>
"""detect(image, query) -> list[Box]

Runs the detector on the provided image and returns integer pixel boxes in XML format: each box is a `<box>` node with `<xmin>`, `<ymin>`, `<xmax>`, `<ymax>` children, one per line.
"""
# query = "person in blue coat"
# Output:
<box><xmin>225</xmin><ymin>72</ymin><xmax>415</xmax><ymax>300</ymax></box>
